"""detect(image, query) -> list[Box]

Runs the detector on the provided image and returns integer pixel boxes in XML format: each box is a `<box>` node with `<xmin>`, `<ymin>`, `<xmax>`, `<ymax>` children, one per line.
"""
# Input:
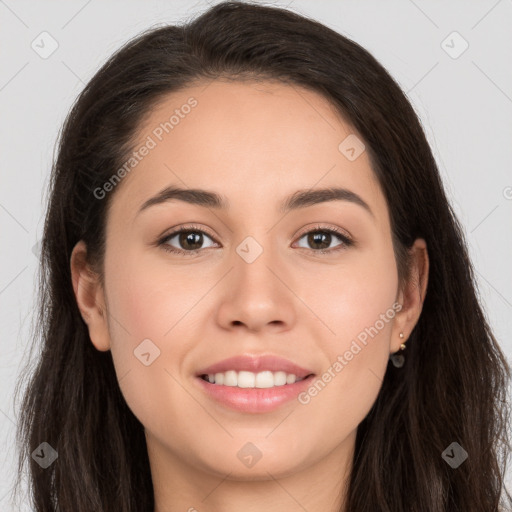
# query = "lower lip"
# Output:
<box><xmin>195</xmin><ymin>375</ymin><xmax>315</xmax><ymax>413</ymax></box>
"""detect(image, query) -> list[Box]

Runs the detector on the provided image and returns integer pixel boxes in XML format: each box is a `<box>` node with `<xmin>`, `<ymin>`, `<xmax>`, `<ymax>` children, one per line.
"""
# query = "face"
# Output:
<box><xmin>73</xmin><ymin>79</ymin><xmax>425</xmax><ymax>483</ymax></box>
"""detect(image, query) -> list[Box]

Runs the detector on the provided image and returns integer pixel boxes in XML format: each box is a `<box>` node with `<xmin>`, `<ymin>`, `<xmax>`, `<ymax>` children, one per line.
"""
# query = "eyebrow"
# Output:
<box><xmin>137</xmin><ymin>185</ymin><xmax>374</xmax><ymax>218</ymax></box>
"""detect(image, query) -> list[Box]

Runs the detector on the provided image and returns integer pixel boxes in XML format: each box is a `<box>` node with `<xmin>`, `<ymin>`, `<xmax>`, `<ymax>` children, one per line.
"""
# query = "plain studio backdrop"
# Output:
<box><xmin>0</xmin><ymin>0</ymin><xmax>511</xmax><ymax>509</ymax></box>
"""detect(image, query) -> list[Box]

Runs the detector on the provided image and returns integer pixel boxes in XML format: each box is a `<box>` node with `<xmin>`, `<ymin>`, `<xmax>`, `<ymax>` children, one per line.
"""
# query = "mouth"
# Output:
<box><xmin>198</xmin><ymin>370</ymin><xmax>314</xmax><ymax>388</ymax></box>
<box><xmin>194</xmin><ymin>354</ymin><xmax>316</xmax><ymax>413</ymax></box>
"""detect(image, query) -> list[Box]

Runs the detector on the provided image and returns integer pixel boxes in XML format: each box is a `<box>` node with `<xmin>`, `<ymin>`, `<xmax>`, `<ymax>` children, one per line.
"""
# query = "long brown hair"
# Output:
<box><xmin>13</xmin><ymin>2</ymin><xmax>511</xmax><ymax>510</ymax></box>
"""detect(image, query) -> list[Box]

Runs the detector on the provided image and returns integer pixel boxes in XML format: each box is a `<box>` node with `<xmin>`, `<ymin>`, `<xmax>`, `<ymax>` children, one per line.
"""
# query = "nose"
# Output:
<box><xmin>215</xmin><ymin>237</ymin><xmax>297</xmax><ymax>334</ymax></box>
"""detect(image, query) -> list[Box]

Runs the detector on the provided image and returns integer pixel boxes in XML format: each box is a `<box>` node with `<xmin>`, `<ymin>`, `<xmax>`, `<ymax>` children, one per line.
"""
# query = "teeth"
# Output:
<box><xmin>204</xmin><ymin>370</ymin><xmax>306</xmax><ymax>388</ymax></box>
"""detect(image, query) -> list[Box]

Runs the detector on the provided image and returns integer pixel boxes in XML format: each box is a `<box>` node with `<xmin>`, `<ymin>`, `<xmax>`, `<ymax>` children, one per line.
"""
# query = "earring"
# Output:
<box><xmin>399</xmin><ymin>332</ymin><xmax>406</xmax><ymax>351</ymax></box>
<box><xmin>390</xmin><ymin>332</ymin><xmax>407</xmax><ymax>368</ymax></box>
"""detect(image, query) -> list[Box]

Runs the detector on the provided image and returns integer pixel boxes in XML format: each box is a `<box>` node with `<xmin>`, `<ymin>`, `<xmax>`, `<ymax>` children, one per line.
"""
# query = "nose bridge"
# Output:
<box><xmin>232</xmin><ymin>231</ymin><xmax>281</xmax><ymax>294</ymax></box>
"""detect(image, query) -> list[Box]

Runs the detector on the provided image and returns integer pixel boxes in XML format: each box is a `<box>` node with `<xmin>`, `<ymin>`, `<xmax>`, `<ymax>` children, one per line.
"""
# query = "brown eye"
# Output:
<box><xmin>295</xmin><ymin>228</ymin><xmax>352</xmax><ymax>253</ymax></box>
<box><xmin>159</xmin><ymin>228</ymin><xmax>218</xmax><ymax>255</ymax></box>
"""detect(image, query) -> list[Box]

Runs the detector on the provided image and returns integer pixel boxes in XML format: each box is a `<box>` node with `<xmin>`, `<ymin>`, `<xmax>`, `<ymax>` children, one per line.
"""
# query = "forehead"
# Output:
<box><xmin>109</xmin><ymin>79</ymin><xmax>387</xmax><ymax>227</ymax></box>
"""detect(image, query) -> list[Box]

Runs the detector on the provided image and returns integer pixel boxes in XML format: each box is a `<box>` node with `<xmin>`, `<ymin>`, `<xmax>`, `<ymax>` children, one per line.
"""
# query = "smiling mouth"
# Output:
<box><xmin>199</xmin><ymin>370</ymin><xmax>315</xmax><ymax>388</ymax></box>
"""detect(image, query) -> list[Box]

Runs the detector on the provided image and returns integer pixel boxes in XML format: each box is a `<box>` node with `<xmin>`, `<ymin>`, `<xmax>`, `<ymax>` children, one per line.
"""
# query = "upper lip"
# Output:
<box><xmin>196</xmin><ymin>354</ymin><xmax>315</xmax><ymax>379</ymax></box>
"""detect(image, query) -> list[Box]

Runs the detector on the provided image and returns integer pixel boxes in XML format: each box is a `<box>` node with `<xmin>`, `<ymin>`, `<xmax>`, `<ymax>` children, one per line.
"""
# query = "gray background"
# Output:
<box><xmin>1</xmin><ymin>0</ymin><xmax>511</xmax><ymax>509</ymax></box>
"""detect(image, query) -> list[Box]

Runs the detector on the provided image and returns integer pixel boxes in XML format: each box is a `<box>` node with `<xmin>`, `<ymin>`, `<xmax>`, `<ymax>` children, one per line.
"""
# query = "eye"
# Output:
<box><xmin>158</xmin><ymin>224</ymin><xmax>218</xmax><ymax>255</ymax></box>
<box><xmin>294</xmin><ymin>225</ymin><xmax>353</xmax><ymax>254</ymax></box>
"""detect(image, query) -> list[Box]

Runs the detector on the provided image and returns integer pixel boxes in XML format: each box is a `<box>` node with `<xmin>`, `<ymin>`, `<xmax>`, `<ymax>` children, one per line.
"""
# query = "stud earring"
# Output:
<box><xmin>399</xmin><ymin>332</ymin><xmax>406</xmax><ymax>351</ymax></box>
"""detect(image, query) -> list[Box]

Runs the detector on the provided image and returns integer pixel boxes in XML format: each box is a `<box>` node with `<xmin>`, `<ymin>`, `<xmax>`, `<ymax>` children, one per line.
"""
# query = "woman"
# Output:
<box><xmin>14</xmin><ymin>1</ymin><xmax>511</xmax><ymax>510</ymax></box>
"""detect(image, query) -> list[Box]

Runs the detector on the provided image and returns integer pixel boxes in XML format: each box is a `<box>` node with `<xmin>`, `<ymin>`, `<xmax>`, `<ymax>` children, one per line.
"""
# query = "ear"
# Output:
<box><xmin>391</xmin><ymin>238</ymin><xmax>429</xmax><ymax>353</ymax></box>
<box><xmin>70</xmin><ymin>240</ymin><xmax>111</xmax><ymax>351</ymax></box>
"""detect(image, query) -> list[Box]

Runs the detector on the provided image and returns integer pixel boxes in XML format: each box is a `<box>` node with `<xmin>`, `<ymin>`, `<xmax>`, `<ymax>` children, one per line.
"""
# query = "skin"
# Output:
<box><xmin>71</xmin><ymin>79</ymin><xmax>429</xmax><ymax>512</ymax></box>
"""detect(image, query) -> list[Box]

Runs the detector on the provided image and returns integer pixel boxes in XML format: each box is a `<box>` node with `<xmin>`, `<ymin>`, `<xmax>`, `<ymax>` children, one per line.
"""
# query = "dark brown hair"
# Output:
<box><xmin>13</xmin><ymin>2</ymin><xmax>511</xmax><ymax>510</ymax></box>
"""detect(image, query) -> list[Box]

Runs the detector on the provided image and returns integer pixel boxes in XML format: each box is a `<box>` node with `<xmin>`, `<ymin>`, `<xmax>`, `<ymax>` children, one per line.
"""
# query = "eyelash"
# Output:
<box><xmin>157</xmin><ymin>223</ymin><xmax>354</xmax><ymax>256</ymax></box>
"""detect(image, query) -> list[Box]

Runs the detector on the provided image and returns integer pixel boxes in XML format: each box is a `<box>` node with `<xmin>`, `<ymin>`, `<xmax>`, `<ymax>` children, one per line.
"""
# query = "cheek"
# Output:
<box><xmin>296</xmin><ymin>297</ymin><xmax>395</xmax><ymax>449</ymax></box>
<box><xmin>300</xmin><ymin>238</ymin><xmax>398</xmax><ymax>346</ymax></box>
<box><xmin>105</xmin><ymin>248</ymin><xmax>204</xmax><ymax>343</ymax></box>
<box><xmin>295</xmin><ymin>244</ymin><xmax>398</xmax><ymax>428</ymax></box>
<box><xmin>101</xmin><ymin>251</ymin><xmax>203</xmax><ymax>424</ymax></box>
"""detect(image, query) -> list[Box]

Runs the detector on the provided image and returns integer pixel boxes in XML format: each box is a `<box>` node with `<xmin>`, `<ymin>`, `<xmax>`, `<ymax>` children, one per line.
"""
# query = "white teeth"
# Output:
<box><xmin>203</xmin><ymin>370</ymin><xmax>307</xmax><ymax>388</ymax></box>
<box><xmin>238</xmin><ymin>371</ymin><xmax>255</xmax><ymax>388</ymax></box>
<box><xmin>224</xmin><ymin>370</ymin><xmax>237</xmax><ymax>386</ymax></box>
<box><xmin>256</xmin><ymin>371</ymin><xmax>277</xmax><ymax>388</ymax></box>
<box><xmin>273</xmin><ymin>371</ymin><xmax>287</xmax><ymax>386</ymax></box>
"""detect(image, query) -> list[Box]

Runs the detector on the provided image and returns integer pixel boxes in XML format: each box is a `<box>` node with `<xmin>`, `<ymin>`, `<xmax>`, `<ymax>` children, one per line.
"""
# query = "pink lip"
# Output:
<box><xmin>196</xmin><ymin>354</ymin><xmax>314</xmax><ymax>379</ymax></box>
<box><xmin>194</xmin><ymin>354</ymin><xmax>315</xmax><ymax>414</ymax></box>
